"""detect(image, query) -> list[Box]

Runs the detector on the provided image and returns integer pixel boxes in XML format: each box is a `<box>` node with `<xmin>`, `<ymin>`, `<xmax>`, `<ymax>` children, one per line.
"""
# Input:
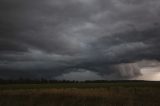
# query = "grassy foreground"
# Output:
<box><xmin>0</xmin><ymin>82</ymin><xmax>160</xmax><ymax>106</ymax></box>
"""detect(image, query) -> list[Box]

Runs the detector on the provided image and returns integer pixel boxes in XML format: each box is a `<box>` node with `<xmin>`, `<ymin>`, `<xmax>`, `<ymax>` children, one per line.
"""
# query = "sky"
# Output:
<box><xmin>0</xmin><ymin>0</ymin><xmax>160</xmax><ymax>81</ymax></box>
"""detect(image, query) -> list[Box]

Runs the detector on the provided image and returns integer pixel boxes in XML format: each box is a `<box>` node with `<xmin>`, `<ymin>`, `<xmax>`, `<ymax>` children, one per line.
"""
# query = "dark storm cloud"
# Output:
<box><xmin>0</xmin><ymin>0</ymin><xmax>160</xmax><ymax>80</ymax></box>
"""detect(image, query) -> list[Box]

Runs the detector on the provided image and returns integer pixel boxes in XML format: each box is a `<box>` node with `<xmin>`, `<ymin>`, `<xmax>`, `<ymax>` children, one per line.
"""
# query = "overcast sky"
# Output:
<box><xmin>0</xmin><ymin>0</ymin><xmax>160</xmax><ymax>80</ymax></box>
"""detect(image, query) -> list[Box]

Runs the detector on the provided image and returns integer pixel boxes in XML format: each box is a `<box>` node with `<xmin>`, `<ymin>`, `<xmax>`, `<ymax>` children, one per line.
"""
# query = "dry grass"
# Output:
<box><xmin>0</xmin><ymin>83</ymin><xmax>160</xmax><ymax>106</ymax></box>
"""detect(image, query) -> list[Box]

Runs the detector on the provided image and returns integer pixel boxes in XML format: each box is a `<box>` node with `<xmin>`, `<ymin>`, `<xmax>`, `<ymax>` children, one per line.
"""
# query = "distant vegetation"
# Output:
<box><xmin>0</xmin><ymin>78</ymin><xmax>156</xmax><ymax>84</ymax></box>
<box><xmin>0</xmin><ymin>80</ymin><xmax>160</xmax><ymax>106</ymax></box>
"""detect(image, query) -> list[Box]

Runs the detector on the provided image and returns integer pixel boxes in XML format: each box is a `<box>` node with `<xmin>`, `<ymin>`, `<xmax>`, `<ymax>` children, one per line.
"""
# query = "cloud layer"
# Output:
<box><xmin>0</xmin><ymin>0</ymin><xmax>160</xmax><ymax>80</ymax></box>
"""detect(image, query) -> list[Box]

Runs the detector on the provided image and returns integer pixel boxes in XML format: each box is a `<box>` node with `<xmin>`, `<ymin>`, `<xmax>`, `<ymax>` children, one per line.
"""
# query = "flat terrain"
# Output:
<box><xmin>0</xmin><ymin>82</ymin><xmax>160</xmax><ymax>106</ymax></box>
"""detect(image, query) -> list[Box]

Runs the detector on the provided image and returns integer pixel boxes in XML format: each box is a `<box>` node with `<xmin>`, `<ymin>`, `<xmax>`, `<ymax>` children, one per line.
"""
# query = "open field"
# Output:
<box><xmin>0</xmin><ymin>82</ymin><xmax>160</xmax><ymax>106</ymax></box>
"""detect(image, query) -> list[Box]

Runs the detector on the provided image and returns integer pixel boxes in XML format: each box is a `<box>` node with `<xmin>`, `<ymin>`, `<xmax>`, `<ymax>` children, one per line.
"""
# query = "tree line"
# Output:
<box><xmin>0</xmin><ymin>78</ymin><xmax>153</xmax><ymax>84</ymax></box>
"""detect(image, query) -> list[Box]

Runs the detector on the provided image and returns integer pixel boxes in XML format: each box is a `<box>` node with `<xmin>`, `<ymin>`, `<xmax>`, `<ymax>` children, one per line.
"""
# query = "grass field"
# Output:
<box><xmin>0</xmin><ymin>82</ymin><xmax>160</xmax><ymax>106</ymax></box>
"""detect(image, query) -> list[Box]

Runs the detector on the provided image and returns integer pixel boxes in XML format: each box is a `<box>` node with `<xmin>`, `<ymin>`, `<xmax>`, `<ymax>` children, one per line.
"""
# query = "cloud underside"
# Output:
<box><xmin>0</xmin><ymin>0</ymin><xmax>160</xmax><ymax>80</ymax></box>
